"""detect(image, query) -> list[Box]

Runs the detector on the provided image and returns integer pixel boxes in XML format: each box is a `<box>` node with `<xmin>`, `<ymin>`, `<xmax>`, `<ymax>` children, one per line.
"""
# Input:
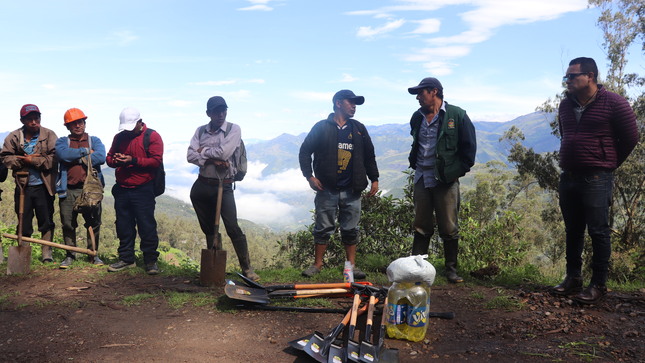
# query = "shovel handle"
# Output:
<box><xmin>268</xmin><ymin>288</ymin><xmax>350</xmax><ymax>297</ymax></box>
<box><xmin>265</xmin><ymin>281</ymin><xmax>372</xmax><ymax>292</ymax></box>
<box><xmin>364</xmin><ymin>294</ymin><xmax>376</xmax><ymax>339</ymax></box>
<box><xmin>348</xmin><ymin>293</ymin><xmax>361</xmax><ymax>337</ymax></box>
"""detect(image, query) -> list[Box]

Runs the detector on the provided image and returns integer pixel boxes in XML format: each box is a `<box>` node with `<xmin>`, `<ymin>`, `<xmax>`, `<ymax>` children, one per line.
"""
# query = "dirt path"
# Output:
<box><xmin>0</xmin><ymin>265</ymin><xmax>643</xmax><ymax>362</ymax></box>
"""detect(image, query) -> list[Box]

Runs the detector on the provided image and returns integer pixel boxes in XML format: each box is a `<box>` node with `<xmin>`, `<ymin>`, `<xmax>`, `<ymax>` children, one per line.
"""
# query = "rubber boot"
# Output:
<box><xmin>205</xmin><ymin>234</ymin><xmax>215</xmax><ymax>250</ymax></box>
<box><xmin>41</xmin><ymin>230</ymin><xmax>53</xmax><ymax>262</ymax></box>
<box><xmin>444</xmin><ymin>239</ymin><xmax>463</xmax><ymax>283</ymax></box>
<box><xmin>232</xmin><ymin>236</ymin><xmax>260</xmax><ymax>281</ymax></box>
<box><xmin>411</xmin><ymin>231</ymin><xmax>431</xmax><ymax>255</ymax></box>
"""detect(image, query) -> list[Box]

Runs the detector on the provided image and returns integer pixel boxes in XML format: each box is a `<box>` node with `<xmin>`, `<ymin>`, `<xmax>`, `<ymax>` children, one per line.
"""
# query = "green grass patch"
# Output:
<box><xmin>122</xmin><ymin>293</ymin><xmax>157</xmax><ymax>306</ymax></box>
<box><xmin>484</xmin><ymin>295</ymin><xmax>524</xmax><ymax>311</ymax></box>
<box><xmin>558</xmin><ymin>339</ymin><xmax>606</xmax><ymax>362</ymax></box>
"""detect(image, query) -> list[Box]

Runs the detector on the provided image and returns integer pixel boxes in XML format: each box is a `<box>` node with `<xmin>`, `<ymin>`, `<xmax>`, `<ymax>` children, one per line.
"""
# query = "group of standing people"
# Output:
<box><xmin>0</xmin><ymin>99</ymin><xmax>258</xmax><ymax>280</ymax></box>
<box><xmin>0</xmin><ymin>56</ymin><xmax>639</xmax><ymax>299</ymax></box>
<box><xmin>298</xmin><ymin>56</ymin><xmax>638</xmax><ymax>306</ymax></box>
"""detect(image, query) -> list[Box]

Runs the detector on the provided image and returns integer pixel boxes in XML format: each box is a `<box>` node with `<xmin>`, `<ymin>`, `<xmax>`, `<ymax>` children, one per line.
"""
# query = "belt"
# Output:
<box><xmin>562</xmin><ymin>168</ymin><xmax>612</xmax><ymax>177</ymax></box>
<box><xmin>198</xmin><ymin>175</ymin><xmax>233</xmax><ymax>185</ymax></box>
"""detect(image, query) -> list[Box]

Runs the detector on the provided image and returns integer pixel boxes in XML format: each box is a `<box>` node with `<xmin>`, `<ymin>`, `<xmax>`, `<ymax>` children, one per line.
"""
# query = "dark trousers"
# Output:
<box><xmin>559</xmin><ymin>170</ymin><xmax>613</xmax><ymax>286</ymax></box>
<box><xmin>14</xmin><ymin>184</ymin><xmax>55</xmax><ymax>237</ymax></box>
<box><xmin>112</xmin><ymin>183</ymin><xmax>159</xmax><ymax>264</ymax></box>
<box><xmin>59</xmin><ymin>187</ymin><xmax>102</xmax><ymax>256</ymax></box>
<box><xmin>190</xmin><ymin>179</ymin><xmax>244</xmax><ymax>241</ymax></box>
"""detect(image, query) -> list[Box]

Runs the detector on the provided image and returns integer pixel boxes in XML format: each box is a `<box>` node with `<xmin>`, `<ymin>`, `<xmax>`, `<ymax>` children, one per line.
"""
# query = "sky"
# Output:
<box><xmin>1</xmin><ymin>0</ymin><xmax>642</xmax><ymax>228</ymax></box>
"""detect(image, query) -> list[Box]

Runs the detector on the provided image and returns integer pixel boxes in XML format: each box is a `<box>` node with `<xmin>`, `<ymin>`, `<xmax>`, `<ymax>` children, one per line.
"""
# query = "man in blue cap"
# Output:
<box><xmin>299</xmin><ymin>90</ymin><xmax>380</xmax><ymax>278</ymax></box>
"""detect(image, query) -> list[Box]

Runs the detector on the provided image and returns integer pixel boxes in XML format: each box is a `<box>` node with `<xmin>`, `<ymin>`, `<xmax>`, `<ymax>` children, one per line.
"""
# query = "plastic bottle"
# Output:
<box><xmin>386</xmin><ymin>282</ymin><xmax>410</xmax><ymax>339</ymax></box>
<box><xmin>405</xmin><ymin>282</ymin><xmax>429</xmax><ymax>342</ymax></box>
<box><xmin>343</xmin><ymin>261</ymin><xmax>354</xmax><ymax>283</ymax></box>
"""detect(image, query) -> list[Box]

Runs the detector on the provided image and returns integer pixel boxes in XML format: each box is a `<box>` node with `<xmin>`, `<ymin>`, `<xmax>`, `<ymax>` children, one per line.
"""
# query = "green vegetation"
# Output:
<box><xmin>121</xmin><ymin>293</ymin><xmax>156</xmax><ymax>306</ymax></box>
<box><xmin>0</xmin><ymin>0</ymin><xmax>643</xmax><ymax>293</ymax></box>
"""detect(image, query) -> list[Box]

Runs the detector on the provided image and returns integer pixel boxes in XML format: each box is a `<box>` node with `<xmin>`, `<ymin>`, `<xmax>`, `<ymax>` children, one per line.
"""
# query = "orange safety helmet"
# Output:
<box><xmin>63</xmin><ymin>108</ymin><xmax>88</xmax><ymax>124</ymax></box>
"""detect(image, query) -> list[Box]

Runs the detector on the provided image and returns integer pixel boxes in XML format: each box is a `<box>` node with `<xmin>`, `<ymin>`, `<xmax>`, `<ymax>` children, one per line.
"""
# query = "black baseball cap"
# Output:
<box><xmin>408</xmin><ymin>77</ymin><xmax>443</xmax><ymax>94</ymax></box>
<box><xmin>207</xmin><ymin>96</ymin><xmax>228</xmax><ymax>111</ymax></box>
<box><xmin>332</xmin><ymin>90</ymin><xmax>365</xmax><ymax>105</ymax></box>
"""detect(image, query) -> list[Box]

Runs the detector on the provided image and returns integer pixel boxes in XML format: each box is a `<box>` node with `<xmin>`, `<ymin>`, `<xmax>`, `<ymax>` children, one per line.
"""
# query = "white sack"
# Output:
<box><xmin>386</xmin><ymin>254</ymin><xmax>436</xmax><ymax>285</ymax></box>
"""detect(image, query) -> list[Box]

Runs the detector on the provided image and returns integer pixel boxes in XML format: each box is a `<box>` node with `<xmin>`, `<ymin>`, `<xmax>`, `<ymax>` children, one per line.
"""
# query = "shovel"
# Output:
<box><xmin>289</xmin><ymin>298</ymin><xmax>372</xmax><ymax>352</ymax></box>
<box><xmin>7</xmin><ymin>171</ymin><xmax>31</xmax><ymax>275</ymax></box>
<box><xmin>200</xmin><ymin>167</ymin><xmax>227</xmax><ymax>287</ymax></box>
<box><xmin>236</xmin><ymin>272</ymin><xmax>373</xmax><ymax>292</ymax></box>
<box><xmin>359</xmin><ymin>292</ymin><xmax>378</xmax><ymax>362</ymax></box>
<box><xmin>362</xmin><ymin>296</ymin><xmax>399</xmax><ymax>363</ymax></box>
<box><xmin>304</xmin><ymin>296</ymin><xmax>379</xmax><ymax>362</ymax></box>
<box><xmin>330</xmin><ymin>292</ymin><xmax>361</xmax><ymax>363</ymax></box>
<box><xmin>225</xmin><ymin>281</ymin><xmax>351</xmax><ymax>304</ymax></box>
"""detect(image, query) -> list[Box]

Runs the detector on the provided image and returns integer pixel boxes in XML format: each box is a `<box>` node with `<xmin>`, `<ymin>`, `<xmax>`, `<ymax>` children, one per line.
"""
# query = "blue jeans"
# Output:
<box><xmin>112</xmin><ymin>182</ymin><xmax>159</xmax><ymax>264</ymax></box>
<box><xmin>313</xmin><ymin>188</ymin><xmax>361</xmax><ymax>245</ymax></box>
<box><xmin>413</xmin><ymin>179</ymin><xmax>460</xmax><ymax>240</ymax></box>
<box><xmin>559</xmin><ymin>170</ymin><xmax>613</xmax><ymax>286</ymax></box>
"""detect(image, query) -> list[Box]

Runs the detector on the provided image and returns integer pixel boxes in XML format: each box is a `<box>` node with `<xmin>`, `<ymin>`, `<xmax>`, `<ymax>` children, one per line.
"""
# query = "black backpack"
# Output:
<box><xmin>143</xmin><ymin>128</ymin><xmax>165</xmax><ymax>196</ymax></box>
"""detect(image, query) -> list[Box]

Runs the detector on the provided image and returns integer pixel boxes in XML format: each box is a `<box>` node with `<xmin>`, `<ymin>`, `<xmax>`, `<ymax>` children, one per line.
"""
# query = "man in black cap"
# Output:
<box><xmin>187</xmin><ymin>96</ymin><xmax>259</xmax><ymax>281</ymax></box>
<box><xmin>407</xmin><ymin>77</ymin><xmax>477</xmax><ymax>283</ymax></box>
<box><xmin>299</xmin><ymin>90</ymin><xmax>379</xmax><ymax>278</ymax></box>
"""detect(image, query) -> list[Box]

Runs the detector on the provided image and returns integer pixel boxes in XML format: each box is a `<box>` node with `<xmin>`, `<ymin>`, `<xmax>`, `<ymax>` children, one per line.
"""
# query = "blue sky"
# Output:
<box><xmin>1</xmin><ymin>0</ymin><xmax>642</xmax><ymax>227</ymax></box>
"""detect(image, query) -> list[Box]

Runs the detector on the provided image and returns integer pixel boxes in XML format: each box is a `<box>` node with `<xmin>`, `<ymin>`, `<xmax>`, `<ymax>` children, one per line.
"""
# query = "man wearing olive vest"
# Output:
<box><xmin>407</xmin><ymin>77</ymin><xmax>477</xmax><ymax>283</ymax></box>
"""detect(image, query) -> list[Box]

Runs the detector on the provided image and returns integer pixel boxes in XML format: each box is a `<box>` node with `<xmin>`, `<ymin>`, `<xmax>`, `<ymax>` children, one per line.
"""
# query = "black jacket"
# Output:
<box><xmin>299</xmin><ymin>114</ymin><xmax>379</xmax><ymax>193</ymax></box>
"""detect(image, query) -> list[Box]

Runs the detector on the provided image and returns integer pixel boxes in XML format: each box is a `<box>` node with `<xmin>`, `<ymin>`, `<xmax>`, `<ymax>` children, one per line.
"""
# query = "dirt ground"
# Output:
<box><xmin>0</xmin><ymin>264</ymin><xmax>643</xmax><ymax>363</ymax></box>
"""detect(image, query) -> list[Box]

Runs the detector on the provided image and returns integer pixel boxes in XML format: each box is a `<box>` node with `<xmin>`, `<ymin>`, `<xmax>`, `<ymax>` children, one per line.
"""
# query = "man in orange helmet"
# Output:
<box><xmin>0</xmin><ymin>104</ymin><xmax>58</xmax><ymax>262</ymax></box>
<box><xmin>55</xmin><ymin>108</ymin><xmax>106</xmax><ymax>269</ymax></box>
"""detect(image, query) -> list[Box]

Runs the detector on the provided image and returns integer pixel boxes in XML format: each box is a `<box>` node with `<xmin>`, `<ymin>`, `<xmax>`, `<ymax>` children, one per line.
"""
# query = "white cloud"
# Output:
<box><xmin>238</xmin><ymin>5</ymin><xmax>272</xmax><ymax>11</ymax></box>
<box><xmin>168</xmin><ymin>100</ymin><xmax>193</xmax><ymax>107</ymax></box>
<box><xmin>292</xmin><ymin>91</ymin><xmax>332</xmax><ymax>102</ymax></box>
<box><xmin>190</xmin><ymin>80</ymin><xmax>237</xmax><ymax>86</ymax></box>
<box><xmin>110</xmin><ymin>30</ymin><xmax>138</xmax><ymax>46</ymax></box>
<box><xmin>357</xmin><ymin>19</ymin><xmax>406</xmax><ymax>38</ymax></box>
<box><xmin>351</xmin><ymin>0</ymin><xmax>588</xmax><ymax>73</ymax></box>
<box><xmin>238</xmin><ymin>0</ymin><xmax>280</xmax><ymax>11</ymax></box>
<box><xmin>409</xmin><ymin>18</ymin><xmax>441</xmax><ymax>34</ymax></box>
<box><xmin>339</xmin><ymin>73</ymin><xmax>358</xmax><ymax>83</ymax></box>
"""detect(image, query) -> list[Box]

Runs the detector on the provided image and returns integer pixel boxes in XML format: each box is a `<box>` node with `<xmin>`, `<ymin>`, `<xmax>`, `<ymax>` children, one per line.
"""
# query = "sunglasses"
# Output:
<box><xmin>562</xmin><ymin>72</ymin><xmax>588</xmax><ymax>82</ymax></box>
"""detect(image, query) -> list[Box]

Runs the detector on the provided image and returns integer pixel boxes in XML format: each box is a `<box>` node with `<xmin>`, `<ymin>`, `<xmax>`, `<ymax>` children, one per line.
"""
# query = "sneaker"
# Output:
<box><xmin>42</xmin><ymin>258</ymin><xmax>54</xmax><ymax>264</ymax></box>
<box><xmin>107</xmin><ymin>260</ymin><xmax>136</xmax><ymax>272</ymax></box>
<box><xmin>92</xmin><ymin>256</ymin><xmax>104</xmax><ymax>266</ymax></box>
<box><xmin>145</xmin><ymin>262</ymin><xmax>159</xmax><ymax>275</ymax></box>
<box><xmin>59</xmin><ymin>257</ymin><xmax>74</xmax><ymax>269</ymax></box>
<box><xmin>302</xmin><ymin>265</ymin><xmax>321</xmax><ymax>277</ymax></box>
<box><xmin>353</xmin><ymin>267</ymin><xmax>366</xmax><ymax>280</ymax></box>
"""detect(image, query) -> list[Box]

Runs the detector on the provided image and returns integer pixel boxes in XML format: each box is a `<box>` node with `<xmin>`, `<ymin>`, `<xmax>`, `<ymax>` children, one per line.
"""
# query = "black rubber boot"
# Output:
<box><xmin>444</xmin><ymin>239</ymin><xmax>464</xmax><ymax>283</ymax></box>
<box><xmin>41</xmin><ymin>230</ymin><xmax>54</xmax><ymax>262</ymax></box>
<box><xmin>412</xmin><ymin>231</ymin><xmax>431</xmax><ymax>255</ymax></box>
<box><xmin>232</xmin><ymin>236</ymin><xmax>260</xmax><ymax>281</ymax></box>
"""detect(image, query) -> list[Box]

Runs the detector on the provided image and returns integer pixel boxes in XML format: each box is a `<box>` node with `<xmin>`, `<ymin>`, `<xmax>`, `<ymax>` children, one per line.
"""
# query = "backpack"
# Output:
<box><xmin>199</xmin><ymin>123</ymin><xmax>247</xmax><ymax>182</ymax></box>
<box><xmin>72</xmin><ymin>136</ymin><xmax>104</xmax><ymax>211</ymax></box>
<box><xmin>143</xmin><ymin>128</ymin><xmax>166</xmax><ymax>196</ymax></box>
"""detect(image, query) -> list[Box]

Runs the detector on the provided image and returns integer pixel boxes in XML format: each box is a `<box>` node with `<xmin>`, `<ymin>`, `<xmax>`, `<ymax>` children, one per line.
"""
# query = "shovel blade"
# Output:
<box><xmin>7</xmin><ymin>245</ymin><xmax>31</xmax><ymax>275</ymax></box>
<box><xmin>288</xmin><ymin>334</ymin><xmax>312</xmax><ymax>351</ymax></box>
<box><xmin>347</xmin><ymin>340</ymin><xmax>361</xmax><ymax>362</ymax></box>
<box><xmin>199</xmin><ymin>248</ymin><xmax>226</xmax><ymax>287</ymax></box>
<box><xmin>359</xmin><ymin>341</ymin><xmax>378</xmax><ymax>363</ymax></box>
<box><xmin>224</xmin><ymin>281</ymin><xmax>270</xmax><ymax>304</ymax></box>
<box><xmin>327</xmin><ymin>340</ymin><xmax>344</xmax><ymax>363</ymax></box>
<box><xmin>303</xmin><ymin>331</ymin><xmax>327</xmax><ymax>362</ymax></box>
